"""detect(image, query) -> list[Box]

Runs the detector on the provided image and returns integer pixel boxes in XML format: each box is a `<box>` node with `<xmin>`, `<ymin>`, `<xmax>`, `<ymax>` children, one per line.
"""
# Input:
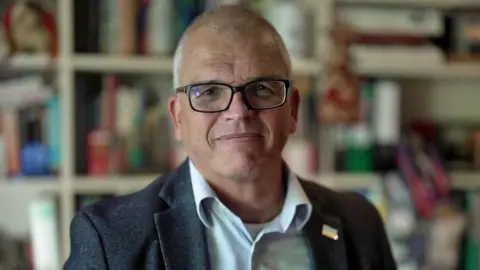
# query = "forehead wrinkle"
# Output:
<box><xmin>192</xmin><ymin>68</ymin><xmax>235</xmax><ymax>84</ymax></box>
<box><xmin>185</xmin><ymin>45</ymin><xmax>232</xmax><ymax>65</ymax></box>
<box><xmin>234</xmin><ymin>57</ymin><xmax>287</xmax><ymax>81</ymax></box>
<box><xmin>181</xmin><ymin>48</ymin><xmax>235</xmax><ymax>85</ymax></box>
<box><xmin>256</xmin><ymin>59</ymin><xmax>288</xmax><ymax>77</ymax></box>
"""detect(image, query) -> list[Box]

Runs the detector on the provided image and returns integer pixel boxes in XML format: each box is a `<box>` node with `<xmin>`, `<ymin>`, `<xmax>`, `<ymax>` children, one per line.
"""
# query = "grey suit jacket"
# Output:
<box><xmin>64</xmin><ymin>160</ymin><xmax>396</xmax><ymax>270</ymax></box>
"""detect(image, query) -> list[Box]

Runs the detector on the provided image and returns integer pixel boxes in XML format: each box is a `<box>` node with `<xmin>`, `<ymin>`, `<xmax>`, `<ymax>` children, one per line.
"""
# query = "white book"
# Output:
<box><xmin>338</xmin><ymin>6</ymin><xmax>443</xmax><ymax>36</ymax></box>
<box><xmin>350</xmin><ymin>44</ymin><xmax>445</xmax><ymax>70</ymax></box>
<box><xmin>116</xmin><ymin>86</ymin><xmax>140</xmax><ymax>136</ymax></box>
<box><xmin>148</xmin><ymin>0</ymin><xmax>174</xmax><ymax>55</ymax></box>
<box><xmin>29</xmin><ymin>196</ymin><xmax>60</xmax><ymax>270</ymax></box>
<box><xmin>99</xmin><ymin>0</ymin><xmax>118</xmax><ymax>54</ymax></box>
<box><xmin>0</xmin><ymin>76</ymin><xmax>51</xmax><ymax>108</ymax></box>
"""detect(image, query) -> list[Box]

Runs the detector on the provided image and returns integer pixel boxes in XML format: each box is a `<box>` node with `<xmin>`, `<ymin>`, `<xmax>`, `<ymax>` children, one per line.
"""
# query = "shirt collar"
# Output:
<box><xmin>189</xmin><ymin>160</ymin><xmax>312</xmax><ymax>232</ymax></box>
<box><xmin>189</xmin><ymin>160</ymin><xmax>219</xmax><ymax>226</ymax></box>
<box><xmin>277</xmin><ymin>169</ymin><xmax>312</xmax><ymax>232</ymax></box>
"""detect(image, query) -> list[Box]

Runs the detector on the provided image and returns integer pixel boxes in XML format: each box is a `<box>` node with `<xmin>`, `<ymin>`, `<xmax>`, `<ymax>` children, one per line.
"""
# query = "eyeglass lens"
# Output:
<box><xmin>189</xmin><ymin>80</ymin><xmax>286</xmax><ymax>112</ymax></box>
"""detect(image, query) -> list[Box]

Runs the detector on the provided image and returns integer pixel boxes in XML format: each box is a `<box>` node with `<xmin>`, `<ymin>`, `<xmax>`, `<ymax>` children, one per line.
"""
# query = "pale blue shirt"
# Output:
<box><xmin>189</xmin><ymin>161</ymin><xmax>314</xmax><ymax>270</ymax></box>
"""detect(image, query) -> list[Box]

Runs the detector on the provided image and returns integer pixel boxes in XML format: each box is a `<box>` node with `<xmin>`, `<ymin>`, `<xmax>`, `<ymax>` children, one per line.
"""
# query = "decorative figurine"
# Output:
<box><xmin>318</xmin><ymin>21</ymin><xmax>360</xmax><ymax>124</ymax></box>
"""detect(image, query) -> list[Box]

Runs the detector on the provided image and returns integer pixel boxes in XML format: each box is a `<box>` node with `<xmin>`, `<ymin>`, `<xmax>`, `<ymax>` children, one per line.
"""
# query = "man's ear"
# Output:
<box><xmin>168</xmin><ymin>95</ymin><xmax>182</xmax><ymax>141</ymax></box>
<box><xmin>288</xmin><ymin>87</ymin><xmax>300</xmax><ymax>134</ymax></box>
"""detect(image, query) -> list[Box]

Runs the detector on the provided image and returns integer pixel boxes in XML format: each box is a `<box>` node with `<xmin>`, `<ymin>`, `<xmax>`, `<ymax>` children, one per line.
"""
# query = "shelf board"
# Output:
<box><xmin>73</xmin><ymin>54</ymin><xmax>321</xmax><ymax>76</ymax></box>
<box><xmin>307</xmin><ymin>173</ymin><xmax>377</xmax><ymax>190</ymax></box>
<box><xmin>69</xmin><ymin>171</ymin><xmax>480</xmax><ymax>195</ymax></box>
<box><xmin>355</xmin><ymin>62</ymin><xmax>480</xmax><ymax>79</ymax></box>
<box><xmin>3</xmin><ymin>54</ymin><xmax>56</xmax><ymax>70</ymax></box>
<box><xmin>75</xmin><ymin>173</ymin><xmax>373</xmax><ymax>194</ymax></box>
<box><xmin>0</xmin><ymin>178</ymin><xmax>60</xmax><ymax>193</ymax></box>
<box><xmin>335</xmin><ymin>0</ymin><xmax>480</xmax><ymax>8</ymax></box>
<box><xmin>74</xmin><ymin>175</ymin><xmax>158</xmax><ymax>194</ymax></box>
<box><xmin>74</xmin><ymin>55</ymin><xmax>173</xmax><ymax>74</ymax></box>
<box><xmin>316</xmin><ymin>172</ymin><xmax>480</xmax><ymax>191</ymax></box>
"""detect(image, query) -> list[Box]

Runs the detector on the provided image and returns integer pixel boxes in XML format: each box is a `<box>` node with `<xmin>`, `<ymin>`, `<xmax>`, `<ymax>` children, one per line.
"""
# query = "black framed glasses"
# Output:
<box><xmin>175</xmin><ymin>79</ymin><xmax>290</xmax><ymax>113</ymax></box>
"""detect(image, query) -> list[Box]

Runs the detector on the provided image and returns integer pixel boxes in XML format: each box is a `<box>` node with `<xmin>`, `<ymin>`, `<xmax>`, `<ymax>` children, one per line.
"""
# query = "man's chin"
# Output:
<box><xmin>214</xmin><ymin>156</ymin><xmax>262</xmax><ymax>181</ymax></box>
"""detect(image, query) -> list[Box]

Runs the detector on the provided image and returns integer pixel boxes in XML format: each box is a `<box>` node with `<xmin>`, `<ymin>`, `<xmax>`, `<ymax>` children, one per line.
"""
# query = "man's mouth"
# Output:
<box><xmin>216</xmin><ymin>133</ymin><xmax>263</xmax><ymax>140</ymax></box>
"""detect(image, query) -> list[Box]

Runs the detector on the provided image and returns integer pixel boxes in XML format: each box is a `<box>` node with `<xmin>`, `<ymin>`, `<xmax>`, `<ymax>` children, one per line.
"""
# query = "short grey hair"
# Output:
<box><xmin>172</xmin><ymin>5</ymin><xmax>291</xmax><ymax>89</ymax></box>
<box><xmin>173</xmin><ymin>41</ymin><xmax>185</xmax><ymax>89</ymax></box>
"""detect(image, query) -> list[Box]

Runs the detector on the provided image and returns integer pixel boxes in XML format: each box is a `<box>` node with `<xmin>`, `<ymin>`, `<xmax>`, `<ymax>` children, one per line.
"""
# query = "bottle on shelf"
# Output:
<box><xmin>20</xmin><ymin>108</ymin><xmax>50</xmax><ymax>176</ymax></box>
<box><xmin>372</xmin><ymin>80</ymin><xmax>401</xmax><ymax>173</ymax></box>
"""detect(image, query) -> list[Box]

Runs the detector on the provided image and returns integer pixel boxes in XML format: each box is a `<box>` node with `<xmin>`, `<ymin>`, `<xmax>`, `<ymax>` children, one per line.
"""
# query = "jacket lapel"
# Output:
<box><xmin>145</xmin><ymin>240</ymin><xmax>160</xmax><ymax>270</ymax></box>
<box><xmin>301</xmin><ymin>181</ymin><xmax>349</xmax><ymax>270</ymax></box>
<box><xmin>153</xmin><ymin>161</ymin><xmax>210</xmax><ymax>270</ymax></box>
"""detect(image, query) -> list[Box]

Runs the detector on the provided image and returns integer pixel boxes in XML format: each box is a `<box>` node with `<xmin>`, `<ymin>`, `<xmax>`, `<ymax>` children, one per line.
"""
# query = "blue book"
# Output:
<box><xmin>47</xmin><ymin>95</ymin><xmax>61</xmax><ymax>170</ymax></box>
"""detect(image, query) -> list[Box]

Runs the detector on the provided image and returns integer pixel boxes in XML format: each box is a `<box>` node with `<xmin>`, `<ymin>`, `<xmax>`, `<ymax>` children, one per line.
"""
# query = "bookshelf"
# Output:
<box><xmin>72</xmin><ymin>54</ymin><xmax>321</xmax><ymax>75</ymax></box>
<box><xmin>6</xmin><ymin>55</ymin><xmax>56</xmax><ymax>70</ymax></box>
<box><xmin>1</xmin><ymin>0</ymin><xmax>480</xmax><ymax>266</ymax></box>
<box><xmin>13</xmin><ymin>53</ymin><xmax>480</xmax><ymax>79</ymax></box>
<box><xmin>355</xmin><ymin>61</ymin><xmax>480</xmax><ymax>79</ymax></box>
<box><xmin>335</xmin><ymin>0</ymin><xmax>480</xmax><ymax>9</ymax></box>
<box><xmin>0</xmin><ymin>178</ymin><xmax>59</xmax><ymax>193</ymax></box>
<box><xmin>3</xmin><ymin>172</ymin><xmax>478</xmax><ymax>197</ymax></box>
<box><xmin>73</xmin><ymin>55</ymin><xmax>173</xmax><ymax>74</ymax></box>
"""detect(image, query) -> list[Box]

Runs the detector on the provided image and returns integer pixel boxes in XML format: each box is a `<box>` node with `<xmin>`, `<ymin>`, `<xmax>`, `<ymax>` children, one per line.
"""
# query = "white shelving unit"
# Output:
<box><xmin>2</xmin><ymin>0</ymin><xmax>480</xmax><ymax>264</ymax></box>
<box><xmin>355</xmin><ymin>61</ymin><xmax>480</xmax><ymax>79</ymax></box>
<box><xmin>73</xmin><ymin>54</ymin><xmax>321</xmax><ymax>75</ymax></box>
<box><xmin>335</xmin><ymin>0</ymin><xmax>480</xmax><ymax>9</ymax></box>
<box><xmin>0</xmin><ymin>178</ymin><xmax>60</xmax><ymax>193</ymax></box>
<box><xmin>0</xmin><ymin>0</ymin><xmax>329</xmax><ymax>261</ymax></box>
<box><xmin>6</xmin><ymin>54</ymin><xmax>56</xmax><ymax>70</ymax></box>
<box><xmin>3</xmin><ymin>172</ymin><xmax>478</xmax><ymax>196</ymax></box>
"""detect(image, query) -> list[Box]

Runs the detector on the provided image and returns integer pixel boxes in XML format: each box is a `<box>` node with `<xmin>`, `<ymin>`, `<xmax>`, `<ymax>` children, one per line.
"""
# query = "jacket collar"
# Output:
<box><xmin>300</xmin><ymin>180</ymin><xmax>349</xmax><ymax>270</ymax></box>
<box><xmin>152</xmin><ymin>160</ymin><xmax>348</xmax><ymax>270</ymax></box>
<box><xmin>153</xmin><ymin>160</ymin><xmax>210</xmax><ymax>270</ymax></box>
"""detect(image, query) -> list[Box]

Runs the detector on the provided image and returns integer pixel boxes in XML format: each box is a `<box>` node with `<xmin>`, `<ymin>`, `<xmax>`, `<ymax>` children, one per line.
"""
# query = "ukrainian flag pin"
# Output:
<box><xmin>322</xmin><ymin>224</ymin><xmax>339</xmax><ymax>240</ymax></box>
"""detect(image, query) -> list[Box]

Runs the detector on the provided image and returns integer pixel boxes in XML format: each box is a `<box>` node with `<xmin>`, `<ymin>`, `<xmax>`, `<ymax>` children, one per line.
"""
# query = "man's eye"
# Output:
<box><xmin>193</xmin><ymin>86</ymin><xmax>227</xmax><ymax>100</ymax></box>
<box><xmin>202</xmin><ymin>88</ymin><xmax>218</xmax><ymax>96</ymax></box>
<box><xmin>256</xmin><ymin>84</ymin><xmax>267</xmax><ymax>90</ymax></box>
<box><xmin>199</xmin><ymin>87</ymin><xmax>222</xmax><ymax>97</ymax></box>
<box><xmin>253</xmin><ymin>84</ymin><xmax>275</xmax><ymax>94</ymax></box>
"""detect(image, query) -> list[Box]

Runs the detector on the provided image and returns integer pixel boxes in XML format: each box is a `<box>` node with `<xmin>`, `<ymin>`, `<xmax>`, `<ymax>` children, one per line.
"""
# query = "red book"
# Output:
<box><xmin>87</xmin><ymin>129</ymin><xmax>111</xmax><ymax>176</ymax></box>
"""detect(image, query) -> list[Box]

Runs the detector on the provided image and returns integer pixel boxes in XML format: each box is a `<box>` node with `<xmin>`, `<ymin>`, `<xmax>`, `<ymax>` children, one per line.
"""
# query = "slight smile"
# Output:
<box><xmin>216</xmin><ymin>133</ymin><xmax>263</xmax><ymax>141</ymax></box>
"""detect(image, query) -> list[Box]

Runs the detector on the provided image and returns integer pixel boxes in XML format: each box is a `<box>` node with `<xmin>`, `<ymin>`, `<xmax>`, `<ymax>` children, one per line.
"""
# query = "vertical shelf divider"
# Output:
<box><xmin>315</xmin><ymin>0</ymin><xmax>336</xmax><ymax>174</ymax></box>
<box><xmin>58</xmin><ymin>0</ymin><xmax>75</xmax><ymax>261</ymax></box>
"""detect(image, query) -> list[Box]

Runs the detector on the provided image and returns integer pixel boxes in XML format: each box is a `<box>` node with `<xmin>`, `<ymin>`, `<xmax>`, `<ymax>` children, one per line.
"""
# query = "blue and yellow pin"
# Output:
<box><xmin>322</xmin><ymin>224</ymin><xmax>339</xmax><ymax>241</ymax></box>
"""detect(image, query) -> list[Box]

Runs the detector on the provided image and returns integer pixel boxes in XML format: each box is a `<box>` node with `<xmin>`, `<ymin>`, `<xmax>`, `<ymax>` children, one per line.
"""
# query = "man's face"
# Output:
<box><xmin>168</xmin><ymin>31</ymin><xmax>299</xmax><ymax>180</ymax></box>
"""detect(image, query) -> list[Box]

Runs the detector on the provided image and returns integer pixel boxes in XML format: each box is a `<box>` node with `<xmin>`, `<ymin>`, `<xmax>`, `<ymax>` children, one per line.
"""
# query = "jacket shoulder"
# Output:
<box><xmin>69</xmin><ymin>173</ymin><xmax>170</xmax><ymax>268</ymax></box>
<box><xmin>301</xmin><ymin>179</ymin><xmax>396</xmax><ymax>269</ymax></box>
<box><xmin>300</xmin><ymin>179</ymin><xmax>381</xmax><ymax>223</ymax></box>
<box><xmin>82</xmin><ymin>173</ymin><xmax>168</xmax><ymax>223</ymax></box>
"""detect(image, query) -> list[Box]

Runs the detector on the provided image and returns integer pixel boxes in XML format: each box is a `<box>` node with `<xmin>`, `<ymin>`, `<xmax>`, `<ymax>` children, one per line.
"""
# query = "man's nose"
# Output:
<box><xmin>222</xmin><ymin>92</ymin><xmax>252</xmax><ymax>120</ymax></box>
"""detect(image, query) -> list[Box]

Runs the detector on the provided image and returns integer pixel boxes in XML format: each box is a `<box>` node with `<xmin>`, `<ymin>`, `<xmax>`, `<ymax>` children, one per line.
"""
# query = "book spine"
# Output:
<box><xmin>0</xmin><ymin>134</ymin><xmax>6</xmax><ymax>178</ymax></box>
<box><xmin>47</xmin><ymin>95</ymin><xmax>61</xmax><ymax>171</ymax></box>
<box><xmin>2</xmin><ymin>109</ymin><xmax>20</xmax><ymax>177</ymax></box>
<box><xmin>29</xmin><ymin>196</ymin><xmax>61</xmax><ymax>270</ymax></box>
<box><xmin>148</xmin><ymin>0</ymin><xmax>174</xmax><ymax>55</ymax></box>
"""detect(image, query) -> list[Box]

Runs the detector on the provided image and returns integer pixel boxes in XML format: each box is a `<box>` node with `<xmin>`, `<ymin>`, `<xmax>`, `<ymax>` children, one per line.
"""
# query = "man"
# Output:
<box><xmin>65</xmin><ymin>5</ymin><xmax>396</xmax><ymax>270</ymax></box>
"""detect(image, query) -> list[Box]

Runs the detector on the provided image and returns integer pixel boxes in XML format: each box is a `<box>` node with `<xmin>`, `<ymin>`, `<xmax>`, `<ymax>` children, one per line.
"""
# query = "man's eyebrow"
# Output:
<box><xmin>192</xmin><ymin>79</ymin><xmax>226</xmax><ymax>85</ymax></box>
<box><xmin>245</xmin><ymin>76</ymin><xmax>286</xmax><ymax>82</ymax></box>
<box><xmin>191</xmin><ymin>76</ymin><xmax>286</xmax><ymax>85</ymax></box>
